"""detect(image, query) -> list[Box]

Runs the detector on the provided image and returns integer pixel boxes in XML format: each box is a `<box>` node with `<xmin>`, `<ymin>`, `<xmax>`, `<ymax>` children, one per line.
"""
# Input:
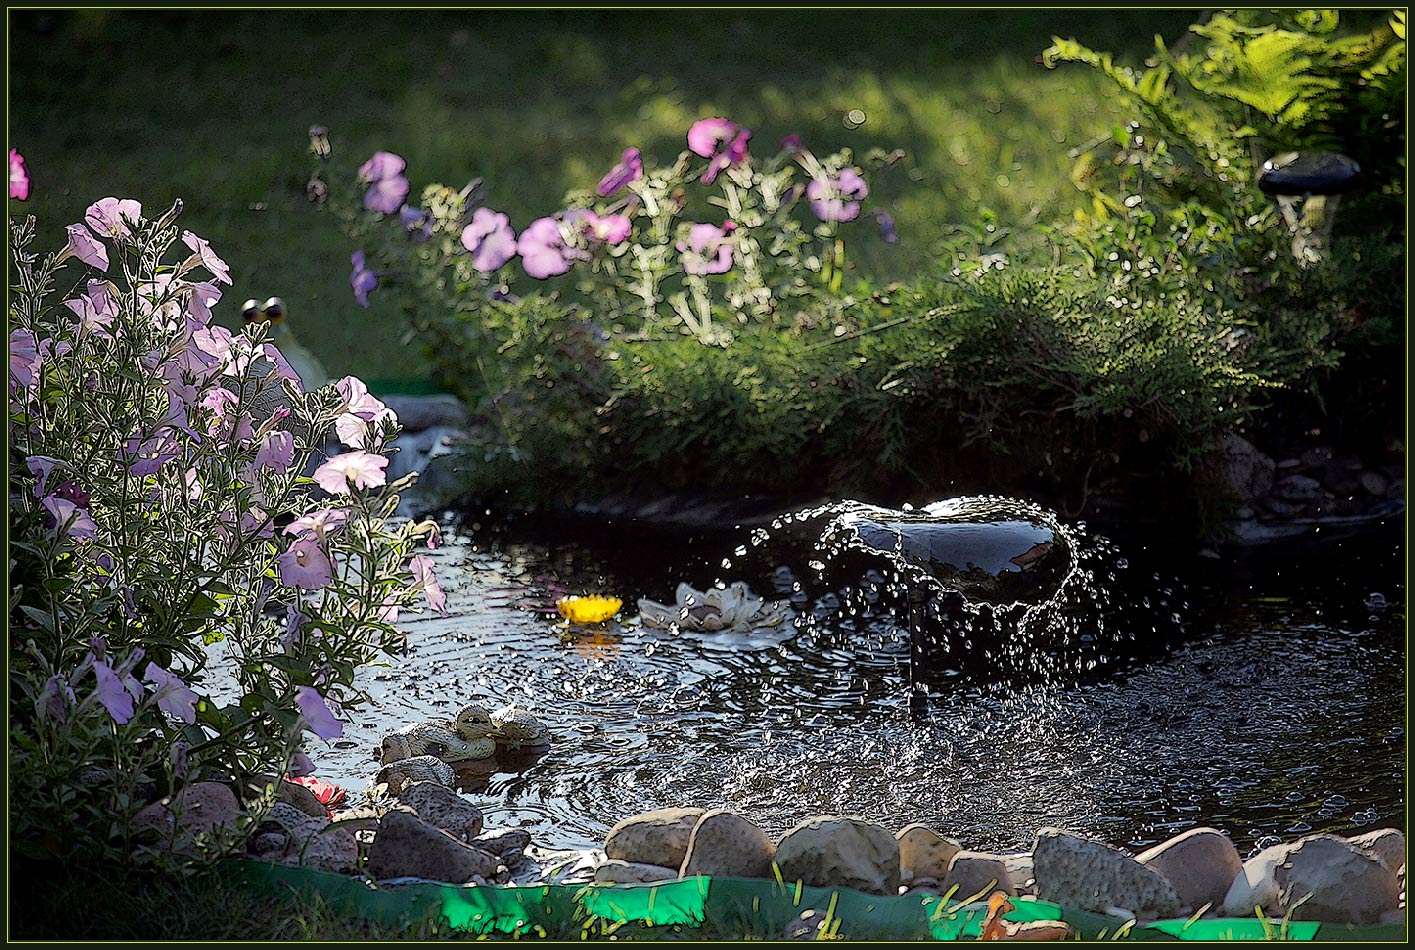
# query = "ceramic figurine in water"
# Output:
<box><xmin>637</xmin><ymin>581</ymin><xmax>791</xmax><ymax>633</ymax></box>
<box><xmin>373</xmin><ymin>754</ymin><xmax>455</xmax><ymax>794</ymax></box>
<box><xmin>378</xmin><ymin>709</ymin><xmax>500</xmax><ymax>765</ymax></box>
<box><xmin>486</xmin><ymin>704</ymin><xmax>551</xmax><ymax>750</ymax></box>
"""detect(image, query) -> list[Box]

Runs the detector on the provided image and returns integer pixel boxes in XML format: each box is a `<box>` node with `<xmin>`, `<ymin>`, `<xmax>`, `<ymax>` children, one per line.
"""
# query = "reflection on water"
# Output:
<box><xmin>313</xmin><ymin>514</ymin><xmax>1404</xmax><ymax>858</ymax></box>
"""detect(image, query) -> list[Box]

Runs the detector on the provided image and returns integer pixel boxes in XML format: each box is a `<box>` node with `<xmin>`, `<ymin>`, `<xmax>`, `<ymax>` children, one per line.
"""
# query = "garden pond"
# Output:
<box><xmin>283</xmin><ymin>503</ymin><xmax>1405</xmax><ymax>860</ymax></box>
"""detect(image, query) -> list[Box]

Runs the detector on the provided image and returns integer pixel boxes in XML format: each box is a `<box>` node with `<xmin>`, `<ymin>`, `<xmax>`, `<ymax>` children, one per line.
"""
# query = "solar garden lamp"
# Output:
<box><xmin>1257</xmin><ymin>151</ymin><xmax>1361</xmax><ymax>266</ymax></box>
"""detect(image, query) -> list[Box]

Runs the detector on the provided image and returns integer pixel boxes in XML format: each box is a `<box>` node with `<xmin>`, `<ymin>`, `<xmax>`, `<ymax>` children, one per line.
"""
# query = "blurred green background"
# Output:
<box><xmin>8</xmin><ymin>9</ymin><xmax>1198</xmax><ymax>382</ymax></box>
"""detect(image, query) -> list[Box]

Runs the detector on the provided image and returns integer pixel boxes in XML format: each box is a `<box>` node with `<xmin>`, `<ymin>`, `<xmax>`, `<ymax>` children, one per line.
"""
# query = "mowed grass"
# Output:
<box><xmin>9</xmin><ymin>9</ymin><xmax>1197</xmax><ymax>381</ymax></box>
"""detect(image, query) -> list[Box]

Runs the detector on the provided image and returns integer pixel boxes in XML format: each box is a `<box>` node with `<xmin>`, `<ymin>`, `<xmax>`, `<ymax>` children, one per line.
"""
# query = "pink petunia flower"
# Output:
<box><xmin>35</xmin><ymin>674</ymin><xmax>74</xmax><ymax>724</ymax></box>
<box><xmin>410</xmin><ymin>554</ymin><xmax>448</xmax><ymax>615</ymax></box>
<box><xmin>283</xmin><ymin>507</ymin><xmax>349</xmax><ymax>543</ymax></box>
<box><xmin>689</xmin><ymin>118</ymin><xmax>751</xmax><ymax>185</ymax></box>
<box><xmin>517</xmin><ymin>215</ymin><xmax>587</xmax><ymax>279</ymax></box>
<box><xmin>460</xmin><ymin>208</ymin><xmax>518</xmax><ymax>273</ymax></box>
<box><xmin>9</xmin><ymin>329</ymin><xmax>41</xmax><ymax>388</ymax></box>
<box><xmin>358</xmin><ymin>151</ymin><xmax>411</xmax><ymax>215</ymax></box>
<box><xmin>10</xmin><ymin>148</ymin><xmax>31</xmax><ymax>200</ymax></box>
<box><xmin>597</xmin><ymin>147</ymin><xmax>643</xmax><ymax>197</ymax></box>
<box><xmin>92</xmin><ymin>656</ymin><xmax>143</xmax><ymax>725</ymax></box>
<box><xmin>25</xmin><ymin>455</ymin><xmax>63</xmax><ymax>497</ymax></box>
<box><xmin>350</xmin><ymin>251</ymin><xmax>378</xmax><ymax>308</ymax></box>
<box><xmin>84</xmin><ymin>197</ymin><xmax>143</xmax><ymax>240</ymax></box>
<box><xmin>678</xmin><ymin>220</ymin><xmax>737</xmax><ymax>275</ymax></box>
<box><xmin>334</xmin><ymin>375</ymin><xmax>386</xmax><ymax>420</ymax></box>
<box><xmin>143</xmin><ymin>662</ymin><xmax>198</xmax><ymax>724</ymax></box>
<box><xmin>64</xmin><ymin>224</ymin><xmax>109</xmax><ymax>272</ymax></box>
<box><xmin>181</xmin><ymin>231</ymin><xmax>232</xmax><ymax>285</ymax></box>
<box><xmin>63</xmin><ymin>280</ymin><xmax>118</xmax><ymax>337</ymax></box>
<box><xmin>807</xmin><ymin>168</ymin><xmax>869</xmax><ymax>223</ymax></box>
<box><xmin>254</xmin><ymin>430</ymin><xmax>297</xmax><ymax>472</ymax></box>
<box><xmin>294</xmin><ymin>685</ymin><xmax>344</xmax><ymax>741</ymax></box>
<box><xmin>277</xmin><ymin>537</ymin><xmax>334</xmax><ymax>590</ymax></box>
<box><xmin>41</xmin><ymin>495</ymin><xmax>98</xmax><ymax>539</ymax></box>
<box><xmin>313</xmin><ymin>451</ymin><xmax>389</xmax><ymax>494</ymax></box>
<box><xmin>581</xmin><ymin>212</ymin><xmax>632</xmax><ymax>246</ymax></box>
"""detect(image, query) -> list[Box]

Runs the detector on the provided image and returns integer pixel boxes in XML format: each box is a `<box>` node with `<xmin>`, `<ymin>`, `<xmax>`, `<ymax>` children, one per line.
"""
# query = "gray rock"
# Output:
<box><xmin>1032</xmin><ymin>827</ymin><xmax>1182</xmax><ymax>918</ymax></box>
<box><xmin>594</xmin><ymin>860</ymin><xmax>680</xmax><ymax>884</ymax></box>
<box><xmin>942</xmin><ymin>851</ymin><xmax>1015</xmax><ymax>899</ymax></box>
<box><xmin>1276</xmin><ymin>458</ymin><xmax>1303</xmax><ymax>471</ymax></box>
<box><xmin>1136</xmin><ymin>827</ymin><xmax>1243</xmax><ymax>911</ymax></box>
<box><xmin>1387</xmin><ymin>479</ymin><xmax>1405</xmax><ymax>501</ymax></box>
<box><xmin>1273</xmin><ymin>474</ymin><xmax>1323</xmax><ymax>503</ymax></box>
<box><xmin>1347</xmin><ymin>828</ymin><xmax>1406</xmax><ymax>872</ymax></box>
<box><xmin>1258</xmin><ymin>497</ymin><xmax>1303</xmax><ymax>518</ymax></box>
<box><xmin>1300</xmin><ymin>446</ymin><xmax>1333</xmax><ymax>469</ymax></box>
<box><xmin>366</xmin><ymin>810</ymin><xmax>500</xmax><ymax>883</ymax></box>
<box><xmin>896</xmin><ymin>824</ymin><xmax>961</xmax><ymax>882</ymax></box>
<box><xmin>381</xmin><ymin>394</ymin><xmax>470</xmax><ymax>432</ymax></box>
<box><xmin>249</xmin><ymin>830</ymin><xmax>290</xmax><ymax>858</ymax></box>
<box><xmin>604</xmin><ymin>807</ymin><xmax>705</xmax><ymax>868</ymax></box>
<box><xmin>473</xmin><ymin>827</ymin><xmax>533</xmax><ymax>862</ymax></box>
<box><xmin>679</xmin><ymin>810</ymin><xmax>776</xmax><ymax>879</ymax></box>
<box><xmin>774</xmin><ymin>816</ymin><xmax>901</xmax><ymax>896</ymax></box>
<box><xmin>257</xmin><ymin>802</ymin><xmax>358</xmax><ymax>874</ymax></box>
<box><xmin>1275</xmin><ymin>834</ymin><xmax>1400</xmax><ymax>924</ymax></box>
<box><xmin>240</xmin><ymin>773</ymin><xmax>327</xmax><ymax>818</ymax></box>
<box><xmin>1219</xmin><ymin>435</ymin><xmax>1276</xmax><ymax>501</ymax></box>
<box><xmin>1361</xmin><ymin>471</ymin><xmax>1390</xmax><ymax>496</ymax></box>
<box><xmin>1320</xmin><ymin>463</ymin><xmax>1360</xmax><ymax>496</ymax></box>
<box><xmin>1222</xmin><ymin>845</ymin><xmax>1285</xmax><ymax>918</ymax></box>
<box><xmin>1003</xmin><ymin>853</ymin><xmax>1036</xmax><ymax>895</ymax></box>
<box><xmin>132</xmin><ymin>781</ymin><xmax>242</xmax><ymax>851</ymax></box>
<box><xmin>397</xmin><ymin>782</ymin><xmax>483</xmax><ymax>841</ymax></box>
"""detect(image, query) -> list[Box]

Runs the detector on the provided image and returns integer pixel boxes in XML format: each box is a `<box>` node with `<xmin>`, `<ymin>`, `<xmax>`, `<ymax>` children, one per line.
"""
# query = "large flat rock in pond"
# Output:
<box><xmin>1275</xmin><ymin>834</ymin><xmax>1401</xmax><ymax>924</ymax></box>
<box><xmin>366</xmin><ymin>810</ymin><xmax>500</xmax><ymax>884</ymax></box>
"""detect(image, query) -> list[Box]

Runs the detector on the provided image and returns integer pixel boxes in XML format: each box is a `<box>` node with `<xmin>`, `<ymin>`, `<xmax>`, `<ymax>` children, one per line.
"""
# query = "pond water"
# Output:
<box><xmin>315</xmin><ymin>504</ymin><xmax>1405</xmax><ymax>860</ymax></box>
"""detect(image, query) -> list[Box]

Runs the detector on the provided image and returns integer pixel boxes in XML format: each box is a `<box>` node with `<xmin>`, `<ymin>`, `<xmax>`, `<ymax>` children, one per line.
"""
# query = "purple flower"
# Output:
<box><xmin>287</xmin><ymin>751</ymin><xmax>316</xmax><ymax>778</ymax></box>
<box><xmin>597</xmin><ymin>147</ymin><xmax>643</xmax><ymax>197</ymax></box>
<box><xmin>9</xmin><ymin>328</ymin><xmax>40</xmax><ymax>388</ymax></box>
<box><xmin>688</xmin><ymin>118</ymin><xmax>737</xmax><ymax>158</ymax></box>
<box><xmin>294</xmin><ymin>685</ymin><xmax>344</xmax><ymax>741</ymax></box>
<box><xmin>64</xmin><ymin>223</ymin><xmax>109</xmax><ymax>272</ymax></box>
<box><xmin>460</xmin><ymin>208</ymin><xmax>518</xmax><ymax>273</ymax></box>
<box><xmin>780</xmin><ymin>134</ymin><xmax>803</xmax><ymax>153</ymax></box>
<box><xmin>350</xmin><ymin>251</ymin><xmax>378</xmax><ymax>308</ymax></box>
<box><xmin>35</xmin><ymin>674</ymin><xmax>74</xmax><ymax>725</ymax></box>
<box><xmin>278</xmin><ymin>537</ymin><xmax>335</xmax><ymax>590</ymax></box>
<box><xmin>284</xmin><ymin>508</ymin><xmax>349</xmax><ymax>542</ymax></box>
<box><xmin>335</xmin><ymin>376</ymin><xmax>387</xmax><ymax>420</ymax></box>
<box><xmin>84</xmin><ymin>197</ymin><xmax>143</xmax><ymax>240</ymax></box>
<box><xmin>336</xmin><ymin>407</ymin><xmax>397</xmax><ymax>450</ymax></box>
<box><xmin>358</xmin><ymin>151</ymin><xmax>411</xmax><ymax>214</ymax></box>
<box><xmin>678</xmin><ymin>220</ymin><xmax>737</xmax><ymax>275</ymax></box>
<box><xmin>181</xmin><ymin>231</ymin><xmax>232</xmax><ymax>285</ymax></box>
<box><xmin>581</xmin><ymin>212</ymin><xmax>632</xmax><ymax>246</ymax></box>
<box><xmin>143</xmin><ymin>662</ymin><xmax>198</xmax><ymax>724</ymax></box>
<box><xmin>10</xmin><ymin>148</ymin><xmax>30</xmax><ymax>201</ymax></box>
<box><xmin>807</xmin><ymin>168</ymin><xmax>868</xmax><ymax>223</ymax></box>
<box><xmin>63</xmin><ymin>280</ymin><xmax>118</xmax><ymax>337</ymax></box>
<box><xmin>410</xmin><ymin>554</ymin><xmax>448</xmax><ymax>615</ymax></box>
<box><xmin>377</xmin><ymin>597</ymin><xmax>399</xmax><ymax>624</ymax></box>
<box><xmin>254</xmin><ymin>430</ymin><xmax>296</xmax><ymax>472</ymax></box>
<box><xmin>124</xmin><ymin>433</ymin><xmax>180</xmax><ymax>477</ymax></box>
<box><xmin>517</xmin><ymin>216</ymin><xmax>586</xmax><ymax>279</ymax></box>
<box><xmin>25</xmin><ymin>455</ymin><xmax>62</xmax><ymax>497</ymax></box>
<box><xmin>399</xmin><ymin>206</ymin><xmax>433</xmax><ymax>241</ymax></box>
<box><xmin>313</xmin><ymin>451</ymin><xmax>389</xmax><ymax>494</ymax></box>
<box><xmin>873</xmin><ymin>210</ymin><xmax>898</xmax><ymax>244</ymax></box>
<box><xmin>185</xmin><ymin>280</ymin><xmax>223</xmax><ymax>325</ymax></box>
<box><xmin>689</xmin><ymin>118</ymin><xmax>752</xmax><ymax>185</ymax></box>
<box><xmin>92</xmin><ymin>657</ymin><xmax>142</xmax><ymax>725</ymax></box>
<box><xmin>41</xmin><ymin>495</ymin><xmax>98</xmax><ymax>539</ymax></box>
<box><xmin>358</xmin><ymin>151</ymin><xmax>406</xmax><ymax>183</ymax></box>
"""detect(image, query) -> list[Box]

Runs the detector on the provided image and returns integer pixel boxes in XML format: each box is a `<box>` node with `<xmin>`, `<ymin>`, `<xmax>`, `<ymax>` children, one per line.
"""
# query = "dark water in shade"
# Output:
<box><xmin>310</xmin><ymin>507</ymin><xmax>1405</xmax><ymax>859</ymax></box>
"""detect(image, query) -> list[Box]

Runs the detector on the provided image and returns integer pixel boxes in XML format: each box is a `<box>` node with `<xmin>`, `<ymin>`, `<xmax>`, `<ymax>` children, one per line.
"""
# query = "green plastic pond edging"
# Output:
<box><xmin>221</xmin><ymin>861</ymin><xmax>1406</xmax><ymax>941</ymax></box>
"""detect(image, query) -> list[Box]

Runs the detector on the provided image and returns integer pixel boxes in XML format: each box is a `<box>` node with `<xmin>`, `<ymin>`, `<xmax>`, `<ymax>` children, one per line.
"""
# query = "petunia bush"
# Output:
<box><xmin>8</xmin><ymin>201</ymin><xmax>448</xmax><ymax>867</ymax></box>
<box><xmin>311</xmin><ymin>118</ymin><xmax>902</xmax><ymax>358</ymax></box>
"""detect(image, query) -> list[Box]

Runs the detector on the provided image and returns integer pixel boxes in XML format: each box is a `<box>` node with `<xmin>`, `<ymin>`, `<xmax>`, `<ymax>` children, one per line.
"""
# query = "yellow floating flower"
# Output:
<box><xmin>556</xmin><ymin>594</ymin><xmax>623</xmax><ymax>625</ymax></box>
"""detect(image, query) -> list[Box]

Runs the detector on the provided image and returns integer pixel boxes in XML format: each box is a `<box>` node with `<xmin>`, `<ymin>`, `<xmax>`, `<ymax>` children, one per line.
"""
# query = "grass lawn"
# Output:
<box><xmin>9</xmin><ymin>9</ymin><xmax>1197</xmax><ymax>383</ymax></box>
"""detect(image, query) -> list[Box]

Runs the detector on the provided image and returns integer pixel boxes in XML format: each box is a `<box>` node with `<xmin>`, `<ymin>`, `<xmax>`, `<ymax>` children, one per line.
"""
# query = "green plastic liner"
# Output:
<box><xmin>223</xmin><ymin>861</ymin><xmax>1406</xmax><ymax>941</ymax></box>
